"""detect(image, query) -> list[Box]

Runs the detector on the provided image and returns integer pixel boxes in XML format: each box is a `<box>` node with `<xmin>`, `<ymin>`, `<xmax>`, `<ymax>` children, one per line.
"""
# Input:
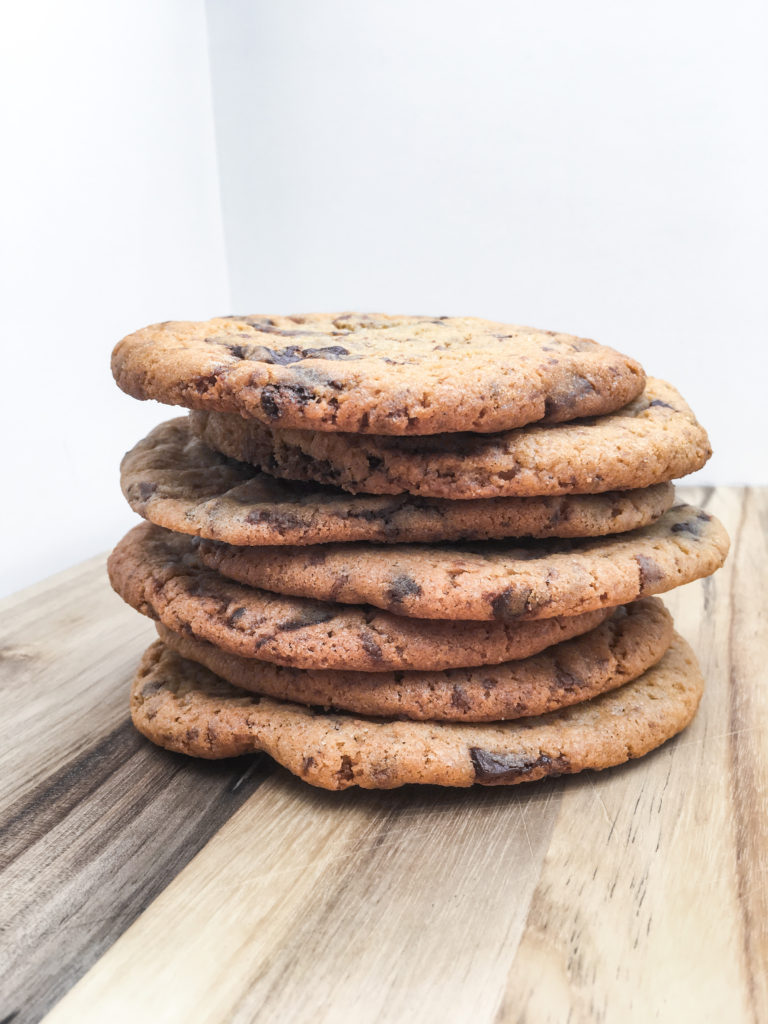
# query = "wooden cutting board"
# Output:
<box><xmin>1</xmin><ymin>486</ymin><xmax>765</xmax><ymax>1024</ymax></box>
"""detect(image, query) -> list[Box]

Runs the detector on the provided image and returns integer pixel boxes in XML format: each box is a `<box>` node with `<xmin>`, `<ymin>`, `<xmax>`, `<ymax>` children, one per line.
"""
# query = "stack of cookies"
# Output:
<box><xmin>108</xmin><ymin>314</ymin><xmax>729</xmax><ymax>790</ymax></box>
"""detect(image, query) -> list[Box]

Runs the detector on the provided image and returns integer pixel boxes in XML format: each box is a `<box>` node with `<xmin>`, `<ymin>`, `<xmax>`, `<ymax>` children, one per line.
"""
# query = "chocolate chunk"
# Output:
<box><xmin>635</xmin><ymin>554</ymin><xmax>664</xmax><ymax>595</ymax></box>
<box><xmin>302</xmin><ymin>755</ymin><xmax>316</xmax><ymax>773</ymax></box>
<box><xmin>470</xmin><ymin>748</ymin><xmax>570</xmax><ymax>784</ymax></box>
<box><xmin>227</xmin><ymin>607</ymin><xmax>247</xmax><ymax>627</ymax></box>
<box><xmin>244</xmin><ymin>345</ymin><xmax>306</xmax><ymax>365</ymax></box>
<box><xmin>671</xmin><ymin>519</ymin><xmax>702</xmax><ymax>537</ymax></box>
<box><xmin>490</xmin><ymin>586</ymin><xmax>532</xmax><ymax>619</ymax></box>
<box><xmin>260</xmin><ymin>388</ymin><xmax>280</xmax><ymax>419</ymax></box>
<box><xmin>244</xmin><ymin>509</ymin><xmax>304</xmax><ymax>532</ymax></box>
<box><xmin>328</xmin><ymin>572</ymin><xmax>349</xmax><ymax>600</ymax></box>
<box><xmin>342</xmin><ymin>507</ymin><xmax>382</xmax><ymax>523</ymax></box>
<box><xmin>543</xmin><ymin>372</ymin><xmax>596</xmax><ymax>418</ymax></box>
<box><xmin>335</xmin><ymin>755</ymin><xmax>355</xmax><ymax>782</ymax></box>
<box><xmin>302</xmin><ymin>345</ymin><xmax>353</xmax><ymax>360</ymax></box>
<box><xmin>260</xmin><ymin>382</ymin><xmax>316</xmax><ymax>419</ymax></box>
<box><xmin>279</xmin><ymin>608</ymin><xmax>335</xmax><ymax>631</ymax></box>
<box><xmin>238</xmin><ymin>343</ymin><xmax>356</xmax><ymax>364</ymax></box>
<box><xmin>554</xmin><ymin>664</ymin><xmax>583</xmax><ymax>692</ymax></box>
<box><xmin>451</xmin><ymin>684</ymin><xmax>471</xmax><ymax>712</ymax></box>
<box><xmin>140</xmin><ymin>679</ymin><xmax>166</xmax><ymax>697</ymax></box>
<box><xmin>387</xmin><ymin>573</ymin><xmax>423</xmax><ymax>605</ymax></box>
<box><xmin>649</xmin><ymin>399</ymin><xmax>674</xmax><ymax>410</ymax></box>
<box><xmin>190</xmin><ymin>372</ymin><xmax>221</xmax><ymax>395</ymax></box>
<box><xmin>202</xmin><ymin>336</ymin><xmax>251</xmax><ymax>359</ymax></box>
<box><xmin>360</xmin><ymin>630</ymin><xmax>383</xmax><ymax>660</ymax></box>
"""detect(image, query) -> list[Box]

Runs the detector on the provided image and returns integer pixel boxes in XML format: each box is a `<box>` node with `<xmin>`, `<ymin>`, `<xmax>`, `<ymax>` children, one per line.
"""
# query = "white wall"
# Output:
<box><xmin>2</xmin><ymin>1</ymin><xmax>765</xmax><ymax>597</ymax></box>
<box><xmin>0</xmin><ymin>0</ymin><xmax>230</xmax><ymax>596</ymax></box>
<box><xmin>207</xmin><ymin>0</ymin><xmax>767</xmax><ymax>486</ymax></box>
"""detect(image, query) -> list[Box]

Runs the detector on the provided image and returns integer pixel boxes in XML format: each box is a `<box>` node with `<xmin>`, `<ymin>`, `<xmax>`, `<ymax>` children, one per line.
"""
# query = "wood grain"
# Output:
<box><xmin>0</xmin><ymin>487</ymin><xmax>764</xmax><ymax>1024</ymax></box>
<box><xmin>0</xmin><ymin>562</ymin><xmax>273</xmax><ymax>1024</ymax></box>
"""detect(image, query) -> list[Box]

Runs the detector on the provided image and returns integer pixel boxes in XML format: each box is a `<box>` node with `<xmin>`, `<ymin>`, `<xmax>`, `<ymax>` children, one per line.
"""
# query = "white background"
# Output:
<box><xmin>1</xmin><ymin>0</ymin><xmax>766</xmax><ymax>597</ymax></box>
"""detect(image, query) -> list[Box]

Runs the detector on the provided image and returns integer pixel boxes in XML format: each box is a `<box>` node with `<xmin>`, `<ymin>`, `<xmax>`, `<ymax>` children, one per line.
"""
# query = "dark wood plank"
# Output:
<box><xmin>0</xmin><ymin>727</ymin><xmax>272</xmax><ymax>1024</ymax></box>
<box><xmin>0</xmin><ymin>558</ymin><xmax>274</xmax><ymax>1023</ymax></box>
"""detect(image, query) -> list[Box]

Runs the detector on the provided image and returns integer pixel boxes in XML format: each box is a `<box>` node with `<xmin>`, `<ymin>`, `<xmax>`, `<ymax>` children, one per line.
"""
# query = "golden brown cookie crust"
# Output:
<box><xmin>131</xmin><ymin>634</ymin><xmax>703</xmax><ymax>789</ymax></box>
<box><xmin>156</xmin><ymin>598</ymin><xmax>672</xmax><ymax>721</ymax></box>
<box><xmin>112</xmin><ymin>313</ymin><xmax>645</xmax><ymax>435</ymax></box>
<box><xmin>198</xmin><ymin>504</ymin><xmax>729</xmax><ymax>622</ymax></box>
<box><xmin>190</xmin><ymin>379</ymin><xmax>710</xmax><ymax>498</ymax></box>
<box><xmin>122</xmin><ymin>419</ymin><xmax>675</xmax><ymax>545</ymax></box>
<box><xmin>108</xmin><ymin>523</ymin><xmax>611</xmax><ymax>671</ymax></box>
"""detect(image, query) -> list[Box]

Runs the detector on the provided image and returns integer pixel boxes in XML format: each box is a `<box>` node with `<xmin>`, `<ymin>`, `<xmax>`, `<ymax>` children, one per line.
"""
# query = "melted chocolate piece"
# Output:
<box><xmin>302</xmin><ymin>346</ymin><xmax>354</xmax><ymax>360</ymax></box>
<box><xmin>190</xmin><ymin>372</ymin><xmax>221</xmax><ymax>395</ymax></box>
<box><xmin>470</xmin><ymin>748</ymin><xmax>570</xmax><ymax>784</ymax></box>
<box><xmin>451</xmin><ymin>684</ymin><xmax>471</xmax><ymax>712</ymax></box>
<box><xmin>360</xmin><ymin>630</ymin><xmax>383</xmax><ymax>660</ymax></box>
<box><xmin>554</xmin><ymin>664</ymin><xmax>584</xmax><ymax>692</ymax></box>
<box><xmin>490</xmin><ymin>586</ymin><xmax>532</xmax><ymax>619</ymax></box>
<box><xmin>543</xmin><ymin>372</ymin><xmax>596</xmax><ymax>418</ymax></box>
<box><xmin>671</xmin><ymin>519</ymin><xmax>702</xmax><ymax>537</ymax></box>
<box><xmin>342</xmin><ymin>507</ymin><xmax>383</xmax><ymax>523</ymax></box>
<box><xmin>260</xmin><ymin>382</ymin><xmax>317</xmax><ymax>419</ymax></box>
<box><xmin>387</xmin><ymin>574</ymin><xmax>423</xmax><ymax>605</ymax></box>
<box><xmin>227</xmin><ymin>607</ymin><xmax>247</xmax><ymax>627</ymax></box>
<box><xmin>279</xmin><ymin>608</ymin><xmax>336</xmax><ymax>631</ymax></box>
<box><xmin>244</xmin><ymin>509</ymin><xmax>304</xmax><ymax>530</ymax></box>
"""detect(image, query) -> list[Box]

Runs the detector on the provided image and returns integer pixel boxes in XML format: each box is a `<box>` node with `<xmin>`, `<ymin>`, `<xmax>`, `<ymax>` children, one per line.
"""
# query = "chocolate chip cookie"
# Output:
<box><xmin>109</xmin><ymin>523</ymin><xmax>611</xmax><ymax>671</ymax></box>
<box><xmin>123</xmin><ymin>418</ymin><xmax>675</xmax><ymax>545</ymax></box>
<box><xmin>131</xmin><ymin>633</ymin><xmax>703</xmax><ymax>788</ymax></box>
<box><xmin>198</xmin><ymin>504</ymin><xmax>729</xmax><ymax>621</ymax></box>
<box><xmin>189</xmin><ymin>378</ymin><xmax>710</xmax><ymax>498</ymax></box>
<box><xmin>112</xmin><ymin>313</ymin><xmax>645</xmax><ymax>435</ymax></box>
<box><xmin>156</xmin><ymin>597</ymin><xmax>672</xmax><ymax>721</ymax></box>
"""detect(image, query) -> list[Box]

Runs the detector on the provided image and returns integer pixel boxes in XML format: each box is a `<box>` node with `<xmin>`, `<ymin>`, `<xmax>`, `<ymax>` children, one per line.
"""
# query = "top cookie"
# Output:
<box><xmin>111</xmin><ymin>313</ymin><xmax>645</xmax><ymax>435</ymax></box>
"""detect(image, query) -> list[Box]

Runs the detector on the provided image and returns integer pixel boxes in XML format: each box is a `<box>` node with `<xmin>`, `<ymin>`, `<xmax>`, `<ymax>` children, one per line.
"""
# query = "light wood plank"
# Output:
<box><xmin>0</xmin><ymin>556</ymin><xmax>152</xmax><ymax>808</ymax></box>
<box><xmin>494</xmin><ymin>486</ymin><xmax>767</xmax><ymax>1023</ymax></box>
<box><xmin>40</xmin><ymin>488</ymin><xmax>767</xmax><ymax>1023</ymax></box>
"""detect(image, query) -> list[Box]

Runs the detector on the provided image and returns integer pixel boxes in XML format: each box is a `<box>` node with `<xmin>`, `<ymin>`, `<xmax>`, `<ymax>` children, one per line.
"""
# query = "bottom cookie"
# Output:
<box><xmin>131</xmin><ymin>634</ymin><xmax>703</xmax><ymax>790</ymax></box>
